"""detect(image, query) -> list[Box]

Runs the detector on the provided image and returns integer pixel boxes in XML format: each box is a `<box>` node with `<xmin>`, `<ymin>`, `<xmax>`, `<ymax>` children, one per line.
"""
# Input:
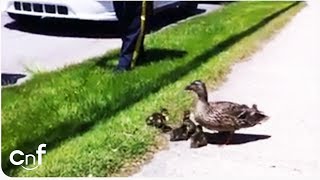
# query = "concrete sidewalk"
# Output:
<box><xmin>133</xmin><ymin>1</ymin><xmax>320</xmax><ymax>177</ymax></box>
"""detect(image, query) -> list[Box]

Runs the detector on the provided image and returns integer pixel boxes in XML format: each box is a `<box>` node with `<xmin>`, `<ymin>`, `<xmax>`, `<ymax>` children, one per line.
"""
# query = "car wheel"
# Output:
<box><xmin>8</xmin><ymin>13</ymin><xmax>41</xmax><ymax>24</ymax></box>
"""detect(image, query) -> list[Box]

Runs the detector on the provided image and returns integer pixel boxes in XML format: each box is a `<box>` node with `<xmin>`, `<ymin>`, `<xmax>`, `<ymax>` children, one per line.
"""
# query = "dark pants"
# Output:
<box><xmin>113</xmin><ymin>1</ymin><xmax>151</xmax><ymax>70</ymax></box>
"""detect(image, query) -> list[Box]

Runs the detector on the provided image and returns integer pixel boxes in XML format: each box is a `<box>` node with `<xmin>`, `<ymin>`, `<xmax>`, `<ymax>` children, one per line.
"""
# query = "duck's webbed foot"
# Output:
<box><xmin>218</xmin><ymin>131</ymin><xmax>234</xmax><ymax>147</ymax></box>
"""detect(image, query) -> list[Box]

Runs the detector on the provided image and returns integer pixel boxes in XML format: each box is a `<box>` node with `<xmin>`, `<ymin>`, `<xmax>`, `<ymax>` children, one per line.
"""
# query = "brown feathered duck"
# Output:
<box><xmin>185</xmin><ymin>80</ymin><xmax>269</xmax><ymax>145</ymax></box>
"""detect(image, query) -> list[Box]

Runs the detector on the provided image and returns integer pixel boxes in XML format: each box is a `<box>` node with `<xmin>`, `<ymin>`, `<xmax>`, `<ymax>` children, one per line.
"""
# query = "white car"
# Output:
<box><xmin>5</xmin><ymin>0</ymin><xmax>197</xmax><ymax>22</ymax></box>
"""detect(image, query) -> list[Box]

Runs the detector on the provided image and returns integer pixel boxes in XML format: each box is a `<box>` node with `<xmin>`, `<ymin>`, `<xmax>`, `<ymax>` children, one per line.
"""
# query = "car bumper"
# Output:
<box><xmin>5</xmin><ymin>0</ymin><xmax>119</xmax><ymax>21</ymax></box>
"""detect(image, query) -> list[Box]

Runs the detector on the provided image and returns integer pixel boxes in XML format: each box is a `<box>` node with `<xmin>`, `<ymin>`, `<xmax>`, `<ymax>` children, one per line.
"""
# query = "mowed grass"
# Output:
<box><xmin>2</xmin><ymin>1</ymin><xmax>303</xmax><ymax>176</ymax></box>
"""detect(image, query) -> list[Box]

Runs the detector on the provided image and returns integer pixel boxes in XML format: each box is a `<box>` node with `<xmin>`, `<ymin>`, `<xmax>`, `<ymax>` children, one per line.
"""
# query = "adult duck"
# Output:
<box><xmin>185</xmin><ymin>80</ymin><xmax>269</xmax><ymax>144</ymax></box>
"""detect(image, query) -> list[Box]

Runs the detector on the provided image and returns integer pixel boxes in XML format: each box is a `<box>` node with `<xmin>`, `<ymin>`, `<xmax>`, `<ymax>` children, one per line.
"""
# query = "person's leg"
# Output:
<box><xmin>113</xmin><ymin>1</ymin><xmax>150</xmax><ymax>70</ymax></box>
<box><xmin>113</xmin><ymin>1</ymin><xmax>131</xmax><ymax>71</ymax></box>
<box><xmin>117</xmin><ymin>18</ymin><xmax>140</xmax><ymax>69</ymax></box>
<box><xmin>116</xmin><ymin>1</ymin><xmax>143</xmax><ymax>70</ymax></box>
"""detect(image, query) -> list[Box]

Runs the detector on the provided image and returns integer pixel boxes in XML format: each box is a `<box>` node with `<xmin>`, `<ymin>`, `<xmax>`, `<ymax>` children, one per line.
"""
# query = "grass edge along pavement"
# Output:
<box><xmin>3</xmin><ymin>1</ymin><xmax>303</xmax><ymax>177</ymax></box>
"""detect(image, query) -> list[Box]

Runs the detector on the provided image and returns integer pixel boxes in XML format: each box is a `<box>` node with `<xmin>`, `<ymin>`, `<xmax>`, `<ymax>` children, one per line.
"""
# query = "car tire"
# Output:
<box><xmin>8</xmin><ymin>13</ymin><xmax>41</xmax><ymax>24</ymax></box>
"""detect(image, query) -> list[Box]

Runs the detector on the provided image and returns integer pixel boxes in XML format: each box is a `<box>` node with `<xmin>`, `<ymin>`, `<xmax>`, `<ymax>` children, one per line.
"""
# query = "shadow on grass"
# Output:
<box><xmin>204</xmin><ymin>132</ymin><xmax>271</xmax><ymax>145</ymax></box>
<box><xmin>1</xmin><ymin>73</ymin><xmax>27</xmax><ymax>86</ymax></box>
<box><xmin>141</xmin><ymin>48</ymin><xmax>187</xmax><ymax>65</ymax></box>
<box><xmin>2</xmin><ymin>2</ymin><xmax>299</xmax><ymax>173</ymax></box>
<box><xmin>95</xmin><ymin>48</ymin><xmax>187</xmax><ymax>68</ymax></box>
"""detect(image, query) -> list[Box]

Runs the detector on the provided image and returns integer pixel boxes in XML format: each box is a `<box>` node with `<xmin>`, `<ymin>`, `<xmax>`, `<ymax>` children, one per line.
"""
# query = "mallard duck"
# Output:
<box><xmin>185</xmin><ymin>80</ymin><xmax>269</xmax><ymax>145</ymax></box>
<box><xmin>190</xmin><ymin>125</ymin><xmax>208</xmax><ymax>148</ymax></box>
<box><xmin>182</xmin><ymin>110</ymin><xmax>196</xmax><ymax>137</ymax></box>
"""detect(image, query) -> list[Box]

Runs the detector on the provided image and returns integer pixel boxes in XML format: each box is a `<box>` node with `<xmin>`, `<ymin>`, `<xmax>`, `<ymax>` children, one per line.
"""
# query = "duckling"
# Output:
<box><xmin>169</xmin><ymin>125</ymin><xmax>189</xmax><ymax>141</ymax></box>
<box><xmin>146</xmin><ymin>108</ymin><xmax>172</xmax><ymax>133</ymax></box>
<box><xmin>161</xmin><ymin>124</ymin><xmax>173</xmax><ymax>133</ymax></box>
<box><xmin>169</xmin><ymin>110</ymin><xmax>196</xmax><ymax>141</ymax></box>
<box><xmin>145</xmin><ymin>108</ymin><xmax>169</xmax><ymax>128</ymax></box>
<box><xmin>190</xmin><ymin>125</ymin><xmax>208</xmax><ymax>148</ymax></box>
<box><xmin>185</xmin><ymin>80</ymin><xmax>269</xmax><ymax>145</ymax></box>
<box><xmin>182</xmin><ymin>110</ymin><xmax>196</xmax><ymax>137</ymax></box>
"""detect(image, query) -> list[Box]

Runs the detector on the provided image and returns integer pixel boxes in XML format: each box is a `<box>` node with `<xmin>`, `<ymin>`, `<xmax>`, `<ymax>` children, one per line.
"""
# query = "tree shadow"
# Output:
<box><xmin>204</xmin><ymin>132</ymin><xmax>271</xmax><ymax>145</ymax></box>
<box><xmin>1</xmin><ymin>73</ymin><xmax>27</xmax><ymax>86</ymax></box>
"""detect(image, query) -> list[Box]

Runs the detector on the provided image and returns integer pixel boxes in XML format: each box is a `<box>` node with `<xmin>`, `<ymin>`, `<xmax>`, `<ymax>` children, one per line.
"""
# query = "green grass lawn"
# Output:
<box><xmin>1</xmin><ymin>1</ymin><xmax>303</xmax><ymax>176</ymax></box>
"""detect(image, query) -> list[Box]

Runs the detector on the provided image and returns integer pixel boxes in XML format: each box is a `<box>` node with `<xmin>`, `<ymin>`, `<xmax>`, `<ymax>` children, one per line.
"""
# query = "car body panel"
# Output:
<box><xmin>5</xmin><ymin>0</ymin><xmax>180</xmax><ymax>21</ymax></box>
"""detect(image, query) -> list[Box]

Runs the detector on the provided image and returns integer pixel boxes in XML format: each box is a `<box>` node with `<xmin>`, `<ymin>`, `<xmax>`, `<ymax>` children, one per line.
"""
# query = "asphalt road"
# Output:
<box><xmin>1</xmin><ymin>4</ymin><xmax>221</xmax><ymax>86</ymax></box>
<box><xmin>133</xmin><ymin>1</ymin><xmax>320</xmax><ymax>177</ymax></box>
